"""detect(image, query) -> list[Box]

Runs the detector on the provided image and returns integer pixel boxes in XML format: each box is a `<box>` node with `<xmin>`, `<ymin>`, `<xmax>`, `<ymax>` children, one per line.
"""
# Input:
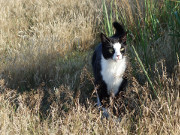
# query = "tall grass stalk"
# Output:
<box><xmin>132</xmin><ymin>45</ymin><xmax>158</xmax><ymax>99</ymax></box>
<box><xmin>102</xmin><ymin>0</ymin><xmax>113</xmax><ymax>36</ymax></box>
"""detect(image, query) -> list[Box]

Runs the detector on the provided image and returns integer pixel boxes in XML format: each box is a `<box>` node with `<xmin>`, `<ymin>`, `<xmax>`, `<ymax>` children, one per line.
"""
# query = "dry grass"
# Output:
<box><xmin>0</xmin><ymin>0</ymin><xmax>102</xmax><ymax>90</ymax></box>
<box><xmin>0</xmin><ymin>0</ymin><xmax>180</xmax><ymax>134</ymax></box>
<box><xmin>0</xmin><ymin>66</ymin><xmax>179</xmax><ymax>134</ymax></box>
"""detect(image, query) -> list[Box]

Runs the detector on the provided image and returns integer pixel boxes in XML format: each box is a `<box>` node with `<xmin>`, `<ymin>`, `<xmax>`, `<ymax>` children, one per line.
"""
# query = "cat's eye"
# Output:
<box><xmin>109</xmin><ymin>48</ymin><xmax>114</xmax><ymax>53</ymax></box>
<box><xmin>120</xmin><ymin>48</ymin><xmax>125</xmax><ymax>52</ymax></box>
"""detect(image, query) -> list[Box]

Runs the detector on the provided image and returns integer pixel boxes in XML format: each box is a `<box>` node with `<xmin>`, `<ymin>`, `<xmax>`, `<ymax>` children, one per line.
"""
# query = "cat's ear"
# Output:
<box><xmin>113</xmin><ymin>22</ymin><xmax>126</xmax><ymax>36</ymax></box>
<box><xmin>119</xmin><ymin>33</ymin><xmax>127</xmax><ymax>45</ymax></box>
<box><xmin>100</xmin><ymin>33</ymin><xmax>110</xmax><ymax>44</ymax></box>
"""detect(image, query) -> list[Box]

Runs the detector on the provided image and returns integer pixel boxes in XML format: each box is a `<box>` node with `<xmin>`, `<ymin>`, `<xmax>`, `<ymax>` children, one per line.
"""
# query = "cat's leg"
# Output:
<box><xmin>118</xmin><ymin>78</ymin><xmax>127</xmax><ymax>92</ymax></box>
<box><xmin>96</xmin><ymin>93</ymin><xmax>109</xmax><ymax>118</ymax></box>
<box><xmin>96</xmin><ymin>82</ymin><xmax>110</xmax><ymax>118</ymax></box>
<box><xmin>96</xmin><ymin>93</ymin><xmax>101</xmax><ymax>107</ymax></box>
<box><xmin>102</xmin><ymin>106</ymin><xmax>109</xmax><ymax>118</ymax></box>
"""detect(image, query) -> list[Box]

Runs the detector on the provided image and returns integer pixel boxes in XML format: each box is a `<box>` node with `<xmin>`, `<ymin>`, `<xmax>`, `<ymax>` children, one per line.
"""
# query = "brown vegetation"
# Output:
<box><xmin>0</xmin><ymin>0</ymin><xmax>179</xmax><ymax>134</ymax></box>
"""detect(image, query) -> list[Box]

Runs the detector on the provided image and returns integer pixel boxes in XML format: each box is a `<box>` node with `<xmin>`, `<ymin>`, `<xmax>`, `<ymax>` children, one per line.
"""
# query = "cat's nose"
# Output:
<box><xmin>116</xmin><ymin>55</ymin><xmax>120</xmax><ymax>59</ymax></box>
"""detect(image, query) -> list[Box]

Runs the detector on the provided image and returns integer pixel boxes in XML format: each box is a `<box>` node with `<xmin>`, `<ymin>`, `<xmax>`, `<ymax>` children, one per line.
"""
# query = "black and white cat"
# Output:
<box><xmin>92</xmin><ymin>22</ymin><xmax>127</xmax><ymax>117</ymax></box>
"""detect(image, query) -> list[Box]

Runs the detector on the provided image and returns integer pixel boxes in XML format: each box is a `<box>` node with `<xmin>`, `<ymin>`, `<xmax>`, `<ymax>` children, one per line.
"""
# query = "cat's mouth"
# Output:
<box><xmin>114</xmin><ymin>58</ymin><xmax>122</xmax><ymax>62</ymax></box>
<box><xmin>114</xmin><ymin>55</ymin><xmax>123</xmax><ymax>61</ymax></box>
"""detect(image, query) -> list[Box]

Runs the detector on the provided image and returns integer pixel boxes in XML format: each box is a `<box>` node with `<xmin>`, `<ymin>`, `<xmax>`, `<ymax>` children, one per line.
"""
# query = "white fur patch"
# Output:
<box><xmin>101</xmin><ymin>54</ymin><xmax>127</xmax><ymax>95</ymax></box>
<box><xmin>113</xmin><ymin>43</ymin><xmax>122</xmax><ymax>60</ymax></box>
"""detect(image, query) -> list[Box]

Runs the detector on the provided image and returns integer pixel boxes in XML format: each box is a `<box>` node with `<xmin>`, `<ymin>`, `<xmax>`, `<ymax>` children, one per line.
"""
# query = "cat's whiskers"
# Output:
<box><xmin>113</xmin><ymin>74</ymin><xmax>123</xmax><ymax>78</ymax></box>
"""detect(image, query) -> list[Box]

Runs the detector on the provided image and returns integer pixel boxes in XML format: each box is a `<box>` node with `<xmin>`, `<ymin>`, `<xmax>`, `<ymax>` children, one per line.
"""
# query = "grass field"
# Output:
<box><xmin>0</xmin><ymin>0</ymin><xmax>180</xmax><ymax>134</ymax></box>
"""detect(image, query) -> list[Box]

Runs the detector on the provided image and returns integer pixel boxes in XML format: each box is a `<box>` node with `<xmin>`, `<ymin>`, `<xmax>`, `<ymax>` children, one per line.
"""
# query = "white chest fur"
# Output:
<box><xmin>101</xmin><ymin>55</ymin><xmax>127</xmax><ymax>95</ymax></box>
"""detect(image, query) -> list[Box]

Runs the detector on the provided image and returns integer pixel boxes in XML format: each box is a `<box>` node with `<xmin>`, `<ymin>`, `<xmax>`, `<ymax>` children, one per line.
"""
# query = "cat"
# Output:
<box><xmin>92</xmin><ymin>22</ymin><xmax>128</xmax><ymax>117</ymax></box>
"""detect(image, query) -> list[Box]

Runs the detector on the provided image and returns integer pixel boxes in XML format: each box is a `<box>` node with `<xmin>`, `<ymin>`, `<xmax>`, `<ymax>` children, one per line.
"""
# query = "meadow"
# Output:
<box><xmin>0</xmin><ymin>0</ymin><xmax>180</xmax><ymax>134</ymax></box>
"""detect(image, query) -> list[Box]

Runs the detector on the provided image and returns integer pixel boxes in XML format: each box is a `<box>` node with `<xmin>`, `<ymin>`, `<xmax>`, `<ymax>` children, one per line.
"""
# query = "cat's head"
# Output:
<box><xmin>101</xmin><ymin>24</ymin><xmax>127</xmax><ymax>61</ymax></box>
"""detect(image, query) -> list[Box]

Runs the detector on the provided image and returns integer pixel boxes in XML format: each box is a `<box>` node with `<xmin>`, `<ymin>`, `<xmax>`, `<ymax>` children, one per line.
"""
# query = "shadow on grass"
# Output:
<box><xmin>0</xmin><ymin>47</ymin><xmax>95</xmax><ymax>117</ymax></box>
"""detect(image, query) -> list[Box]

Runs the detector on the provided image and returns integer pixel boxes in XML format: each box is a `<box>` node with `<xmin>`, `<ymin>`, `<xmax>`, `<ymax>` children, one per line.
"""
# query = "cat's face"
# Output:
<box><xmin>101</xmin><ymin>33</ymin><xmax>127</xmax><ymax>61</ymax></box>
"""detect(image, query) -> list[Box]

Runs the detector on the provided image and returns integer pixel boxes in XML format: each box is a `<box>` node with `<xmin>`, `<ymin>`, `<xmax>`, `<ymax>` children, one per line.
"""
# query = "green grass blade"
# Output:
<box><xmin>110</xmin><ymin>0</ymin><xmax>113</xmax><ymax>35</ymax></box>
<box><xmin>132</xmin><ymin>45</ymin><xmax>158</xmax><ymax>99</ymax></box>
<box><xmin>174</xmin><ymin>11</ymin><xmax>180</xmax><ymax>25</ymax></box>
<box><xmin>103</xmin><ymin>0</ymin><xmax>111</xmax><ymax>36</ymax></box>
<box><xmin>114</xmin><ymin>0</ymin><xmax>119</xmax><ymax>21</ymax></box>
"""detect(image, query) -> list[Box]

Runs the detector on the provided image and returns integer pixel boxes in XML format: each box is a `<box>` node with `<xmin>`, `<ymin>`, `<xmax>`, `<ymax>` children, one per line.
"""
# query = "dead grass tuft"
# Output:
<box><xmin>0</xmin><ymin>64</ymin><xmax>179</xmax><ymax>134</ymax></box>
